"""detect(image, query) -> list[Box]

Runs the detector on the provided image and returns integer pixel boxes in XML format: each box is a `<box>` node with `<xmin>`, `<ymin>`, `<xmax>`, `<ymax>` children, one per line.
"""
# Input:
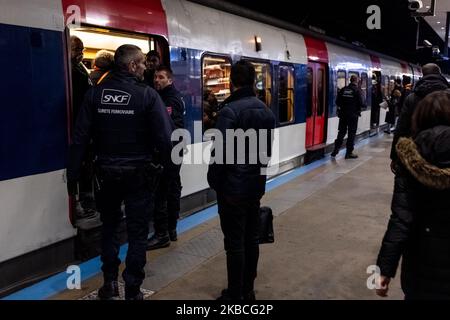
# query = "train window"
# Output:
<box><xmin>306</xmin><ymin>67</ymin><xmax>313</xmax><ymax>118</ymax></box>
<box><xmin>202</xmin><ymin>55</ymin><xmax>231</xmax><ymax>131</ymax></box>
<box><xmin>389</xmin><ymin>76</ymin><xmax>396</xmax><ymax>94</ymax></box>
<box><xmin>202</xmin><ymin>55</ymin><xmax>231</xmax><ymax>104</ymax></box>
<box><xmin>317</xmin><ymin>67</ymin><xmax>325</xmax><ymax>116</ymax></box>
<box><xmin>383</xmin><ymin>75</ymin><xmax>389</xmax><ymax>98</ymax></box>
<box><xmin>348</xmin><ymin>71</ymin><xmax>360</xmax><ymax>83</ymax></box>
<box><xmin>360</xmin><ymin>72</ymin><xmax>368</xmax><ymax>109</ymax></box>
<box><xmin>337</xmin><ymin>70</ymin><xmax>346</xmax><ymax>90</ymax></box>
<box><xmin>247</xmin><ymin>60</ymin><xmax>272</xmax><ymax>107</ymax></box>
<box><xmin>278</xmin><ymin>65</ymin><xmax>295</xmax><ymax>124</ymax></box>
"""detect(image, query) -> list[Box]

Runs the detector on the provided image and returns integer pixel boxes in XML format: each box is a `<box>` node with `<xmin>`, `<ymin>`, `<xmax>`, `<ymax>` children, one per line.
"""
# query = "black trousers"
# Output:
<box><xmin>95</xmin><ymin>168</ymin><xmax>153</xmax><ymax>289</ymax></box>
<box><xmin>334</xmin><ymin>115</ymin><xmax>359</xmax><ymax>154</ymax></box>
<box><xmin>217</xmin><ymin>194</ymin><xmax>261</xmax><ymax>299</ymax></box>
<box><xmin>153</xmin><ymin>164</ymin><xmax>182</xmax><ymax>235</ymax></box>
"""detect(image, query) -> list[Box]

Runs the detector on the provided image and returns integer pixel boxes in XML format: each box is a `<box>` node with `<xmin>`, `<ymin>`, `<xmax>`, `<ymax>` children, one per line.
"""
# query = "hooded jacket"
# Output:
<box><xmin>378</xmin><ymin>125</ymin><xmax>450</xmax><ymax>299</ymax></box>
<box><xmin>390</xmin><ymin>74</ymin><xmax>450</xmax><ymax>161</ymax></box>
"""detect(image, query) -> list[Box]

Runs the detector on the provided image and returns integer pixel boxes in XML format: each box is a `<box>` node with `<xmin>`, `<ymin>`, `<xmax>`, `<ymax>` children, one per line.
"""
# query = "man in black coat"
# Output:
<box><xmin>147</xmin><ymin>65</ymin><xmax>185</xmax><ymax>250</ymax></box>
<box><xmin>207</xmin><ymin>60</ymin><xmax>276</xmax><ymax>300</ymax></box>
<box><xmin>390</xmin><ymin>63</ymin><xmax>449</xmax><ymax>173</ymax></box>
<box><xmin>67</xmin><ymin>45</ymin><xmax>173</xmax><ymax>300</ymax></box>
<box><xmin>331</xmin><ymin>75</ymin><xmax>364</xmax><ymax>159</ymax></box>
<box><xmin>143</xmin><ymin>50</ymin><xmax>160</xmax><ymax>89</ymax></box>
<box><xmin>70</xmin><ymin>36</ymin><xmax>94</xmax><ymax>218</ymax></box>
<box><xmin>70</xmin><ymin>36</ymin><xmax>92</xmax><ymax>120</ymax></box>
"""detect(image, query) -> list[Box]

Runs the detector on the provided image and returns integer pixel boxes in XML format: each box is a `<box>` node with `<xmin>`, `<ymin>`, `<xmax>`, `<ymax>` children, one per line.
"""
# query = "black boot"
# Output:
<box><xmin>146</xmin><ymin>233</ymin><xmax>170</xmax><ymax>251</ymax></box>
<box><xmin>331</xmin><ymin>149</ymin><xmax>339</xmax><ymax>157</ymax></box>
<box><xmin>125</xmin><ymin>286</ymin><xmax>144</xmax><ymax>300</ymax></box>
<box><xmin>345</xmin><ymin>152</ymin><xmax>358</xmax><ymax>159</ymax></box>
<box><xmin>98</xmin><ymin>281</ymin><xmax>119</xmax><ymax>300</ymax></box>
<box><xmin>169</xmin><ymin>229</ymin><xmax>178</xmax><ymax>242</ymax></box>
<box><xmin>216</xmin><ymin>289</ymin><xmax>243</xmax><ymax>300</ymax></box>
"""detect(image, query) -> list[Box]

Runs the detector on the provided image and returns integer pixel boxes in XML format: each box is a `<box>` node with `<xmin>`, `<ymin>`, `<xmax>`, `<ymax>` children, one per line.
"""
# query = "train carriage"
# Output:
<box><xmin>0</xmin><ymin>0</ymin><xmax>430</xmax><ymax>295</ymax></box>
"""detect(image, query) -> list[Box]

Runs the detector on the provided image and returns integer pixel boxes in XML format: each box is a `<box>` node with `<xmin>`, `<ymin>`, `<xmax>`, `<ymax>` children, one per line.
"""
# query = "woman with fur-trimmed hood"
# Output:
<box><xmin>376</xmin><ymin>90</ymin><xmax>450</xmax><ymax>300</ymax></box>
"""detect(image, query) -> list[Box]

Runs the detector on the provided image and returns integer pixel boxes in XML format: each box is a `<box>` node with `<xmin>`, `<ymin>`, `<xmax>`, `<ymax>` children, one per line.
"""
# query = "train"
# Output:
<box><xmin>1</xmin><ymin>0</ymin><xmax>449</xmax><ymax>296</ymax></box>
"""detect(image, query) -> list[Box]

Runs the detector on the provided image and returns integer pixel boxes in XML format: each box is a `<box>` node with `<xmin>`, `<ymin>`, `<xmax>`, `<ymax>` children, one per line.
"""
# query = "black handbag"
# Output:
<box><xmin>258</xmin><ymin>206</ymin><xmax>274</xmax><ymax>244</ymax></box>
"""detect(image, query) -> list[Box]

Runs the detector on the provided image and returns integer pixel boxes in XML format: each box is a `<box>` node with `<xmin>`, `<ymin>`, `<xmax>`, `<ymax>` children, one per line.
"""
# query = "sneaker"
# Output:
<box><xmin>98</xmin><ymin>281</ymin><xmax>119</xmax><ymax>300</ymax></box>
<box><xmin>330</xmin><ymin>149</ymin><xmax>339</xmax><ymax>157</ymax></box>
<box><xmin>169</xmin><ymin>229</ymin><xmax>177</xmax><ymax>242</ymax></box>
<box><xmin>345</xmin><ymin>153</ymin><xmax>358</xmax><ymax>159</ymax></box>
<box><xmin>146</xmin><ymin>234</ymin><xmax>170</xmax><ymax>251</ymax></box>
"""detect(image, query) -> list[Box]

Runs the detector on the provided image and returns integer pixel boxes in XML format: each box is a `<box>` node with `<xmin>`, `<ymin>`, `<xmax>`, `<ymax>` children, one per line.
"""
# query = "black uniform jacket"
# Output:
<box><xmin>157</xmin><ymin>84</ymin><xmax>185</xmax><ymax>130</ymax></box>
<box><xmin>67</xmin><ymin>70</ymin><xmax>173</xmax><ymax>182</ymax></box>
<box><xmin>335</xmin><ymin>83</ymin><xmax>364</xmax><ymax>118</ymax></box>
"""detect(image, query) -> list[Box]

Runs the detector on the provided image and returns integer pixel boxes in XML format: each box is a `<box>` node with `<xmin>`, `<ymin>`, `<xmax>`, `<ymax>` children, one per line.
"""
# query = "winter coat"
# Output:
<box><xmin>390</xmin><ymin>74</ymin><xmax>449</xmax><ymax>161</ymax></box>
<box><xmin>207</xmin><ymin>87</ymin><xmax>276</xmax><ymax>199</ymax></box>
<box><xmin>335</xmin><ymin>83</ymin><xmax>364</xmax><ymax>118</ymax></box>
<box><xmin>377</xmin><ymin>125</ymin><xmax>450</xmax><ymax>299</ymax></box>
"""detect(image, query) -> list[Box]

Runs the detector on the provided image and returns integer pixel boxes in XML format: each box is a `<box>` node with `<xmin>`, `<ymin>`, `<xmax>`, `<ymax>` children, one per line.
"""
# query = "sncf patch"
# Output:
<box><xmin>101</xmin><ymin>89</ymin><xmax>131</xmax><ymax>106</ymax></box>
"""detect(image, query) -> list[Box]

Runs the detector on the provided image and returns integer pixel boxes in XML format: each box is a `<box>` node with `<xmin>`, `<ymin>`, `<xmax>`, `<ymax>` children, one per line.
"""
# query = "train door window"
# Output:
<box><xmin>247</xmin><ymin>60</ymin><xmax>272</xmax><ymax>107</ymax></box>
<box><xmin>360</xmin><ymin>72</ymin><xmax>368</xmax><ymax>109</ymax></box>
<box><xmin>317</xmin><ymin>67</ymin><xmax>325</xmax><ymax>116</ymax></box>
<box><xmin>278</xmin><ymin>64</ymin><xmax>295</xmax><ymax>124</ymax></box>
<box><xmin>202</xmin><ymin>55</ymin><xmax>231</xmax><ymax>104</ymax></box>
<box><xmin>389</xmin><ymin>76</ymin><xmax>396</xmax><ymax>93</ymax></box>
<box><xmin>383</xmin><ymin>75</ymin><xmax>389</xmax><ymax>98</ymax></box>
<box><xmin>348</xmin><ymin>71</ymin><xmax>360</xmax><ymax>83</ymax></box>
<box><xmin>306</xmin><ymin>67</ymin><xmax>313</xmax><ymax>118</ymax></box>
<box><xmin>202</xmin><ymin>54</ymin><xmax>231</xmax><ymax>131</ymax></box>
<box><xmin>337</xmin><ymin>70</ymin><xmax>346</xmax><ymax>91</ymax></box>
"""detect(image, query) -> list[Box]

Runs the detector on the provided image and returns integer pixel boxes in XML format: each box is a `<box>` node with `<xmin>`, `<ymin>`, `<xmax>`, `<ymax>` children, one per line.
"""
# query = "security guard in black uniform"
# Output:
<box><xmin>67</xmin><ymin>44</ymin><xmax>173</xmax><ymax>300</ymax></box>
<box><xmin>147</xmin><ymin>65</ymin><xmax>185</xmax><ymax>250</ymax></box>
<box><xmin>331</xmin><ymin>75</ymin><xmax>364</xmax><ymax>159</ymax></box>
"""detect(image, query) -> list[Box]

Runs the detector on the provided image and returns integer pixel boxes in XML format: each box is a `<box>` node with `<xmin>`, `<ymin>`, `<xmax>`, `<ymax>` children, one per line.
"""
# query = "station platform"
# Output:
<box><xmin>6</xmin><ymin>133</ymin><xmax>404</xmax><ymax>300</ymax></box>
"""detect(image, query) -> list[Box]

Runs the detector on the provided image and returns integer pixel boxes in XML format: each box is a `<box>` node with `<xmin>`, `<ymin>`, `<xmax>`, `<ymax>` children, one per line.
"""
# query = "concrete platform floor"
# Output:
<box><xmin>52</xmin><ymin>133</ymin><xmax>404</xmax><ymax>300</ymax></box>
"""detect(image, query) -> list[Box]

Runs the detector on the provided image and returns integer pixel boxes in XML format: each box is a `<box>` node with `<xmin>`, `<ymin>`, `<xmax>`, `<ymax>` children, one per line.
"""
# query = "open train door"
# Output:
<box><xmin>305</xmin><ymin>61</ymin><xmax>328</xmax><ymax>149</ymax></box>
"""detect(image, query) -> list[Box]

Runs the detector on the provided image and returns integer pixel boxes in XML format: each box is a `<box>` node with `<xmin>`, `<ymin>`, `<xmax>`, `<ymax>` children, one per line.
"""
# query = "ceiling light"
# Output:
<box><xmin>437</xmin><ymin>21</ymin><xmax>441</xmax><ymax>24</ymax></box>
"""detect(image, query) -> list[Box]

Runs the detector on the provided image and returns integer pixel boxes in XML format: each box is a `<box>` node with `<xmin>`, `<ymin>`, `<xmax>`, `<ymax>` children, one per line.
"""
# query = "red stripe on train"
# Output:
<box><xmin>62</xmin><ymin>0</ymin><xmax>168</xmax><ymax>37</ymax></box>
<box><xmin>303</xmin><ymin>36</ymin><xmax>329</xmax><ymax>63</ymax></box>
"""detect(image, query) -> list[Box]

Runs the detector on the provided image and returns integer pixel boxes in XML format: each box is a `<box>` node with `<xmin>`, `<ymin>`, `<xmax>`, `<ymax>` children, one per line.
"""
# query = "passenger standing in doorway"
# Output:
<box><xmin>70</xmin><ymin>36</ymin><xmax>92</xmax><ymax>120</ymax></box>
<box><xmin>67</xmin><ymin>45</ymin><xmax>173</xmax><ymax>300</ymax></box>
<box><xmin>331</xmin><ymin>75</ymin><xmax>364</xmax><ymax>159</ymax></box>
<box><xmin>390</xmin><ymin>63</ymin><xmax>449</xmax><ymax>173</ymax></box>
<box><xmin>147</xmin><ymin>65</ymin><xmax>185</xmax><ymax>250</ymax></box>
<box><xmin>70</xmin><ymin>35</ymin><xmax>94</xmax><ymax>219</ymax></box>
<box><xmin>143</xmin><ymin>50</ymin><xmax>160</xmax><ymax>89</ymax></box>
<box><xmin>376</xmin><ymin>90</ymin><xmax>450</xmax><ymax>300</ymax></box>
<box><xmin>208</xmin><ymin>60</ymin><xmax>276</xmax><ymax>300</ymax></box>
